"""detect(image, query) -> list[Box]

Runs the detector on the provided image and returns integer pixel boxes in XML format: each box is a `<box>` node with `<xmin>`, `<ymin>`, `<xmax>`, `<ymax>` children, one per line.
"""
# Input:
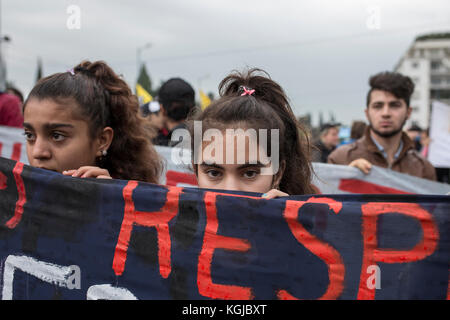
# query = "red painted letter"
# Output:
<box><xmin>197</xmin><ymin>192</ymin><xmax>253</xmax><ymax>299</ymax></box>
<box><xmin>112</xmin><ymin>181</ymin><xmax>182</xmax><ymax>278</ymax></box>
<box><xmin>2</xmin><ymin>162</ymin><xmax>26</xmax><ymax>229</ymax></box>
<box><xmin>357</xmin><ymin>202</ymin><xmax>439</xmax><ymax>300</ymax></box>
<box><xmin>278</xmin><ymin>197</ymin><xmax>345</xmax><ymax>300</ymax></box>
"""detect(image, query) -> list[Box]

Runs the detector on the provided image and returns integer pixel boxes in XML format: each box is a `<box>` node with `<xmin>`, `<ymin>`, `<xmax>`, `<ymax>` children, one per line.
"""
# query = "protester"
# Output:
<box><xmin>156</xmin><ymin>77</ymin><xmax>196</xmax><ymax>147</ymax></box>
<box><xmin>328</xmin><ymin>71</ymin><xmax>436</xmax><ymax>181</ymax></box>
<box><xmin>406</xmin><ymin>123</ymin><xmax>422</xmax><ymax>151</ymax></box>
<box><xmin>349</xmin><ymin>120</ymin><xmax>366</xmax><ymax>142</ymax></box>
<box><xmin>6</xmin><ymin>86</ymin><xmax>24</xmax><ymax>105</ymax></box>
<box><xmin>22</xmin><ymin>60</ymin><xmax>163</xmax><ymax>182</ymax></box>
<box><xmin>420</xmin><ymin>128</ymin><xmax>430</xmax><ymax>158</ymax></box>
<box><xmin>339</xmin><ymin>120</ymin><xmax>367</xmax><ymax>146</ymax></box>
<box><xmin>0</xmin><ymin>90</ymin><xmax>23</xmax><ymax>128</ymax></box>
<box><xmin>140</xmin><ymin>100</ymin><xmax>166</xmax><ymax>142</ymax></box>
<box><xmin>188</xmin><ymin>68</ymin><xmax>315</xmax><ymax>199</ymax></box>
<box><xmin>312</xmin><ymin>122</ymin><xmax>340</xmax><ymax>163</ymax></box>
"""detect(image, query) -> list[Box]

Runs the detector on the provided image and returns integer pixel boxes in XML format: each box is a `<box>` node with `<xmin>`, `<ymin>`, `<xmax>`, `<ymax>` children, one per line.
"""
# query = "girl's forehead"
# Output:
<box><xmin>200</xmin><ymin>133</ymin><xmax>269</xmax><ymax>165</ymax></box>
<box><xmin>24</xmin><ymin>98</ymin><xmax>84</xmax><ymax>122</ymax></box>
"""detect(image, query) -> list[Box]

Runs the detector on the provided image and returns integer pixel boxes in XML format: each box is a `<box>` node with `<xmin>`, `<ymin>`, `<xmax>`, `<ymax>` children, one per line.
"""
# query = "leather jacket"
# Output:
<box><xmin>328</xmin><ymin>127</ymin><xmax>437</xmax><ymax>181</ymax></box>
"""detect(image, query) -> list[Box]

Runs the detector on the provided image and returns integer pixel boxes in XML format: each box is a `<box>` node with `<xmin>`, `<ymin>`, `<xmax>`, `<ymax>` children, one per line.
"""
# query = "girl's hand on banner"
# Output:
<box><xmin>63</xmin><ymin>166</ymin><xmax>112</xmax><ymax>179</ymax></box>
<box><xmin>262</xmin><ymin>189</ymin><xmax>289</xmax><ymax>199</ymax></box>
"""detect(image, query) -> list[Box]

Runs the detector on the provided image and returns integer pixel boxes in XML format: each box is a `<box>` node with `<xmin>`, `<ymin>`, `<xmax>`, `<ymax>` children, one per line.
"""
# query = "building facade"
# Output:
<box><xmin>394</xmin><ymin>33</ymin><xmax>450</xmax><ymax>129</ymax></box>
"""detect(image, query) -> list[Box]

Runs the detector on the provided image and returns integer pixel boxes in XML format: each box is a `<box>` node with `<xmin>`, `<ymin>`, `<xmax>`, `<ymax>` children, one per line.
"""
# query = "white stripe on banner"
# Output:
<box><xmin>1</xmin><ymin>125</ymin><xmax>449</xmax><ymax>195</ymax></box>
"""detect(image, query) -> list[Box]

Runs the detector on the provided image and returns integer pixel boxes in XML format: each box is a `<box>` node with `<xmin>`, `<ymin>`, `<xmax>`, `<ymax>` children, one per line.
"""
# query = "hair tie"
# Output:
<box><xmin>239</xmin><ymin>86</ymin><xmax>255</xmax><ymax>96</ymax></box>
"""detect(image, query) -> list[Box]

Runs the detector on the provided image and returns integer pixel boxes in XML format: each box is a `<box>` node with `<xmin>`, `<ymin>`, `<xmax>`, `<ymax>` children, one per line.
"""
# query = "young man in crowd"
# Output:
<box><xmin>328</xmin><ymin>71</ymin><xmax>436</xmax><ymax>181</ymax></box>
<box><xmin>153</xmin><ymin>78</ymin><xmax>196</xmax><ymax>148</ymax></box>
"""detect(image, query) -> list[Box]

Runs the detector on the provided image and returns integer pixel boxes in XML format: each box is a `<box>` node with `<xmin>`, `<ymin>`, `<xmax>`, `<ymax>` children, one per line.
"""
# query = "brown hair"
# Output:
<box><xmin>24</xmin><ymin>60</ymin><xmax>163</xmax><ymax>183</ymax></box>
<box><xmin>366</xmin><ymin>71</ymin><xmax>415</xmax><ymax>107</ymax></box>
<box><xmin>350</xmin><ymin>121</ymin><xmax>367</xmax><ymax>140</ymax></box>
<box><xmin>188</xmin><ymin>68</ymin><xmax>315</xmax><ymax>195</ymax></box>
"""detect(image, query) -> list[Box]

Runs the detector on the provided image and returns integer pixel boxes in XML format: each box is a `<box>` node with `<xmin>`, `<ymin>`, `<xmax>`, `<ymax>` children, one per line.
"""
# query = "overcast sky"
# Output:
<box><xmin>2</xmin><ymin>0</ymin><xmax>450</xmax><ymax>126</ymax></box>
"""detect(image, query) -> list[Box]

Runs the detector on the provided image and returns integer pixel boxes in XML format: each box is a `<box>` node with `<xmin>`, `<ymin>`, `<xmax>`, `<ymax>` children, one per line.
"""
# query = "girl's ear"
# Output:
<box><xmin>272</xmin><ymin>160</ymin><xmax>286</xmax><ymax>189</ymax></box>
<box><xmin>96</xmin><ymin>127</ymin><xmax>114</xmax><ymax>157</ymax></box>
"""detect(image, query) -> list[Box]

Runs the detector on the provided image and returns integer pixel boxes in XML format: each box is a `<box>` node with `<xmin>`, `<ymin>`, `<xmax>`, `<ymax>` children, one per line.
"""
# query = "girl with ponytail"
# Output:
<box><xmin>188</xmin><ymin>68</ymin><xmax>315</xmax><ymax>198</ymax></box>
<box><xmin>22</xmin><ymin>60</ymin><xmax>163</xmax><ymax>183</ymax></box>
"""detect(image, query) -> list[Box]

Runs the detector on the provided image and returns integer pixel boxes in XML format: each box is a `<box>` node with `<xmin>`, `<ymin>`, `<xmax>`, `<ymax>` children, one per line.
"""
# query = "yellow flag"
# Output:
<box><xmin>136</xmin><ymin>83</ymin><xmax>153</xmax><ymax>104</ymax></box>
<box><xmin>199</xmin><ymin>89</ymin><xmax>211</xmax><ymax>110</ymax></box>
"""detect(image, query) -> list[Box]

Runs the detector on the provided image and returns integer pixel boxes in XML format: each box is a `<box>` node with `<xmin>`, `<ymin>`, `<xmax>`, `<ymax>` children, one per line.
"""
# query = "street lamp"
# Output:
<box><xmin>0</xmin><ymin>0</ymin><xmax>8</xmax><ymax>91</ymax></box>
<box><xmin>0</xmin><ymin>36</ymin><xmax>10</xmax><ymax>92</ymax></box>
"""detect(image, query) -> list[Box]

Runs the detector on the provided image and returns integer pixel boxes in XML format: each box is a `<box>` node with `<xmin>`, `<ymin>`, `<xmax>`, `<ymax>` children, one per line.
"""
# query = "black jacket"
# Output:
<box><xmin>312</xmin><ymin>140</ymin><xmax>335</xmax><ymax>163</ymax></box>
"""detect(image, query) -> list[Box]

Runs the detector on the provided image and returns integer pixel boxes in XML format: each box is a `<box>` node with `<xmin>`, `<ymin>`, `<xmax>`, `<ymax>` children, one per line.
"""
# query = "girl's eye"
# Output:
<box><xmin>243</xmin><ymin>170</ymin><xmax>259</xmax><ymax>179</ymax></box>
<box><xmin>23</xmin><ymin>131</ymin><xmax>35</xmax><ymax>141</ymax></box>
<box><xmin>52</xmin><ymin>132</ymin><xmax>66</xmax><ymax>141</ymax></box>
<box><xmin>206</xmin><ymin>170</ymin><xmax>222</xmax><ymax>179</ymax></box>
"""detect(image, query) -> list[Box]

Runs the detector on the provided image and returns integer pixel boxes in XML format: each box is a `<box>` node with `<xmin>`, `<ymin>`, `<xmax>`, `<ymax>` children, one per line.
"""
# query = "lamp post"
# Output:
<box><xmin>136</xmin><ymin>42</ymin><xmax>152</xmax><ymax>87</ymax></box>
<box><xmin>0</xmin><ymin>0</ymin><xmax>11</xmax><ymax>91</ymax></box>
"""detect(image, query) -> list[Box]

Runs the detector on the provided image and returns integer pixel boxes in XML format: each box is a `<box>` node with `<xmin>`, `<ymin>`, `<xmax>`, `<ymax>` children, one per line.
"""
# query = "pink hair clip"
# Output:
<box><xmin>67</xmin><ymin>68</ymin><xmax>75</xmax><ymax>75</ymax></box>
<box><xmin>240</xmin><ymin>86</ymin><xmax>255</xmax><ymax>96</ymax></box>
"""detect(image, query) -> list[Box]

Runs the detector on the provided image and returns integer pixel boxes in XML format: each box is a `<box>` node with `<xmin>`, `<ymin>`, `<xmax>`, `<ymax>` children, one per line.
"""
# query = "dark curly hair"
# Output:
<box><xmin>23</xmin><ymin>60</ymin><xmax>163</xmax><ymax>183</ymax></box>
<box><xmin>188</xmin><ymin>68</ymin><xmax>315</xmax><ymax>195</ymax></box>
<box><xmin>366</xmin><ymin>71</ymin><xmax>415</xmax><ymax>107</ymax></box>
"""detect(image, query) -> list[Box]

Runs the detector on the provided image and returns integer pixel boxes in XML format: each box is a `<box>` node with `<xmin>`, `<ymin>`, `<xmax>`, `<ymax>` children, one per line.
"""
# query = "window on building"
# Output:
<box><xmin>411</xmin><ymin>61</ymin><xmax>419</xmax><ymax>68</ymax></box>
<box><xmin>431</xmin><ymin>76</ymin><xmax>441</xmax><ymax>84</ymax></box>
<box><xmin>429</xmin><ymin>48</ymin><xmax>440</xmax><ymax>58</ymax></box>
<box><xmin>431</xmin><ymin>89</ymin><xmax>450</xmax><ymax>99</ymax></box>
<box><xmin>430</xmin><ymin>60</ymin><xmax>441</xmax><ymax>70</ymax></box>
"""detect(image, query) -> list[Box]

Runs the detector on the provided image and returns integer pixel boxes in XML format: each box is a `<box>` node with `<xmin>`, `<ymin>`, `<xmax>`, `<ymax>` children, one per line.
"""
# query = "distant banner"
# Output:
<box><xmin>1</xmin><ymin>125</ymin><xmax>449</xmax><ymax>195</ymax></box>
<box><xmin>0</xmin><ymin>125</ymin><xmax>26</xmax><ymax>163</ymax></box>
<box><xmin>429</xmin><ymin>100</ymin><xmax>450</xmax><ymax>168</ymax></box>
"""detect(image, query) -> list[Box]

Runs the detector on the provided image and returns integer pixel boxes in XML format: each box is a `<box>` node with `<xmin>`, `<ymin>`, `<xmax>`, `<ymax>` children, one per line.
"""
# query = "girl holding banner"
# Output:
<box><xmin>188</xmin><ymin>68</ymin><xmax>315</xmax><ymax>199</ymax></box>
<box><xmin>21</xmin><ymin>60</ymin><xmax>163</xmax><ymax>183</ymax></box>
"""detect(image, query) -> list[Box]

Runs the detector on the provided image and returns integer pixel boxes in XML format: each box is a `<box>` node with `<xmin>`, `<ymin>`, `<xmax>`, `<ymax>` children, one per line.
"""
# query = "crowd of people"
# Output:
<box><xmin>0</xmin><ymin>60</ymin><xmax>448</xmax><ymax>198</ymax></box>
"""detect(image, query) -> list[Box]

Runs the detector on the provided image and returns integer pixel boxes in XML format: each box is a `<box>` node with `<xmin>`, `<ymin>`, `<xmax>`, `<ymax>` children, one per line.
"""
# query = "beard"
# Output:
<box><xmin>370</xmin><ymin>125</ymin><xmax>403</xmax><ymax>138</ymax></box>
<box><xmin>369</xmin><ymin>116</ymin><xmax>408</xmax><ymax>138</ymax></box>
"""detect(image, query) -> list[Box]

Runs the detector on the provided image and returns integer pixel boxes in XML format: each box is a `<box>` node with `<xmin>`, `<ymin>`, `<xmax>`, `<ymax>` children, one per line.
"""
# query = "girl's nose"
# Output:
<box><xmin>31</xmin><ymin>137</ymin><xmax>52</xmax><ymax>160</ymax></box>
<box><xmin>222</xmin><ymin>176</ymin><xmax>241</xmax><ymax>192</ymax></box>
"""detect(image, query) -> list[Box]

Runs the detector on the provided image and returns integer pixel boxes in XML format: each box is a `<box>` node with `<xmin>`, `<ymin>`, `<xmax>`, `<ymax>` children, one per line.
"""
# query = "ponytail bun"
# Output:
<box><xmin>72</xmin><ymin>60</ymin><xmax>163</xmax><ymax>182</ymax></box>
